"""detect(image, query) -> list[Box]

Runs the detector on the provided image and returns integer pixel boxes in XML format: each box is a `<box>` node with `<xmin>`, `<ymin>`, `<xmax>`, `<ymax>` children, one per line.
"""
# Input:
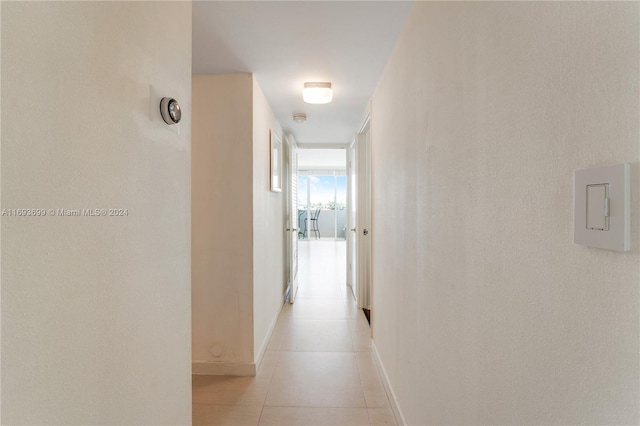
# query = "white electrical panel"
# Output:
<box><xmin>574</xmin><ymin>163</ymin><xmax>630</xmax><ymax>251</ymax></box>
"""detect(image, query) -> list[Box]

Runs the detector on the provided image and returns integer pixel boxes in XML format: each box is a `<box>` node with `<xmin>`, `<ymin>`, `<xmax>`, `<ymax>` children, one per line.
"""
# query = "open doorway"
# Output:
<box><xmin>295</xmin><ymin>148</ymin><xmax>349</xmax><ymax>300</ymax></box>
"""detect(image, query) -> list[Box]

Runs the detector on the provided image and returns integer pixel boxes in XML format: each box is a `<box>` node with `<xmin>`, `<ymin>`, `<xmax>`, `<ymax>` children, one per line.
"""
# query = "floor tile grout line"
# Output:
<box><xmin>354</xmin><ymin>349</ymin><xmax>396</xmax><ymax>413</ymax></box>
<box><xmin>366</xmin><ymin>407</ymin><xmax>375</xmax><ymax>426</ymax></box>
<box><xmin>346</xmin><ymin>315</ymin><xmax>357</xmax><ymax>353</ymax></box>
<box><xmin>275</xmin><ymin>352</ymin><xmax>360</xmax><ymax>355</ymax></box>
<box><xmin>192</xmin><ymin>402</ymin><xmax>264</xmax><ymax>407</ymax></box>
<box><xmin>257</xmin><ymin>335</ymin><xmax>282</xmax><ymax>426</ymax></box>
<box><xmin>273</xmin><ymin>350</ymin><xmax>355</xmax><ymax>353</ymax></box>
<box><xmin>275</xmin><ymin>319</ymin><xmax>352</xmax><ymax>322</ymax></box>
<box><xmin>192</xmin><ymin>402</ymin><xmax>392</xmax><ymax>410</ymax></box>
<box><xmin>259</xmin><ymin>405</ymin><xmax>371</xmax><ymax>409</ymax></box>
<box><xmin>354</xmin><ymin>351</ymin><xmax>371</xmax><ymax>414</ymax></box>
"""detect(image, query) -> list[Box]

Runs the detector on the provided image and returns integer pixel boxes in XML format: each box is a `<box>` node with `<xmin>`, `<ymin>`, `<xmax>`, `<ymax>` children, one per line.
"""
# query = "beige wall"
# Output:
<box><xmin>370</xmin><ymin>2</ymin><xmax>639</xmax><ymax>424</ymax></box>
<box><xmin>192</xmin><ymin>74</ymin><xmax>255</xmax><ymax>374</ymax></box>
<box><xmin>192</xmin><ymin>74</ymin><xmax>285</xmax><ymax>374</ymax></box>
<box><xmin>252</xmin><ymin>78</ymin><xmax>286</xmax><ymax>361</ymax></box>
<box><xmin>1</xmin><ymin>2</ymin><xmax>192</xmax><ymax>424</ymax></box>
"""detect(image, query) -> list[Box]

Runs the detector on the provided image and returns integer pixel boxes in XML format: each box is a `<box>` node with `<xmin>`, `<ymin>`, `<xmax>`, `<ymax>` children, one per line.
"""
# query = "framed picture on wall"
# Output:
<box><xmin>270</xmin><ymin>129</ymin><xmax>282</xmax><ymax>192</ymax></box>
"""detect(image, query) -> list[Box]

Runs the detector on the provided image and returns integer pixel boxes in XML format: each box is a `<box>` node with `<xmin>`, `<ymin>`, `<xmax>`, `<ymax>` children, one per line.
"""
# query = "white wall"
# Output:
<box><xmin>192</xmin><ymin>74</ymin><xmax>285</xmax><ymax>374</ymax></box>
<box><xmin>370</xmin><ymin>2</ymin><xmax>639</xmax><ymax>424</ymax></box>
<box><xmin>192</xmin><ymin>74</ymin><xmax>255</xmax><ymax>375</ymax></box>
<box><xmin>2</xmin><ymin>2</ymin><xmax>192</xmax><ymax>424</ymax></box>
<box><xmin>252</xmin><ymin>77</ymin><xmax>286</xmax><ymax>362</ymax></box>
<box><xmin>298</xmin><ymin>149</ymin><xmax>346</xmax><ymax>171</ymax></box>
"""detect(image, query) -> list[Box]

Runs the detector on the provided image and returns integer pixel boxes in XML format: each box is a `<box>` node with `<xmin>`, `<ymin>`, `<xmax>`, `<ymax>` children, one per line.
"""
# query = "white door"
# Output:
<box><xmin>356</xmin><ymin>116</ymin><xmax>372</xmax><ymax>310</ymax></box>
<box><xmin>347</xmin><ymin>141</ymin><xmax>358</xmax><ymax>300</ymax></box>
<box><xmin>288</xmin><ymin>137</ymin><xmax>300</xmax><ymax>303</ymax></box>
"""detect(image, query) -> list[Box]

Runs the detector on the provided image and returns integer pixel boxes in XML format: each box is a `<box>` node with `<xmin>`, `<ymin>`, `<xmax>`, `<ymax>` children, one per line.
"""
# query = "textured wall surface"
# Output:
<box><xmin>370</xmin><ymin>2</ymin><xmax>639</xmax><ymax>424</ymax></box>
<box><xmin>252</xmin><ymin>77</ymin><xmax>286</xmax><ymax>361</ymax></box>
<box><xmin>192</xmin><ymin>74</ymin><xmax>255</xmax><ymax>373</ymax></box>
<box><xmin>2</xmin><ymin>2</ymin><xmax>192</xmax><ymax>423</ymax></box>
<box><xmin>192</xmin><ymin>75</ymin><xmax>285</xmax><ymax>373</ymax></box>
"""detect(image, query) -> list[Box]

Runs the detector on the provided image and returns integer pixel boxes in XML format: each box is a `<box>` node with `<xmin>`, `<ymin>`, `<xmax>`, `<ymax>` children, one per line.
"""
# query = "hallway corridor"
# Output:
<box><xmin>192</xmin><ymin>241</ymin><xmax>396</xmax><ymax>425</ymax></box>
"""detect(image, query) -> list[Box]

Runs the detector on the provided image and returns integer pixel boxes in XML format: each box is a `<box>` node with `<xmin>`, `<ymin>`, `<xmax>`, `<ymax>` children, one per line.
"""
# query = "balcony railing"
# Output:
<box><xmin>297</xmin><ymin>209</ymin><xmax>347</xmax><ymax>240</ymax></box>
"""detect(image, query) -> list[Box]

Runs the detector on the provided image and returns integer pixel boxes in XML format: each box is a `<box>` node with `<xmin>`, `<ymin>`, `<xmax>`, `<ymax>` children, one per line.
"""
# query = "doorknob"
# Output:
<box><xmin>363</xmin><ymin>229</ymin><xmax>369</xmax><ymax>236</ymax></box>
<box><xmin>350</xmin><ymin>228</ymin><xmax>356</xmax><ymax>232</ymax></box>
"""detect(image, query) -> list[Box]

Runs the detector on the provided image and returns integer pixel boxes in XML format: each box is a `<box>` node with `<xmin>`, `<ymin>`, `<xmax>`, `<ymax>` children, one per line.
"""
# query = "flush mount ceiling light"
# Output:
<box><xmin>303</xmin><ymin>82</ymin><xmax>333</xmax><ymax>104</ymax></box>
<box><xmin>293</xmin><ymin>113</ymin><xmax>307</xmax><ymax>123</ymax></box>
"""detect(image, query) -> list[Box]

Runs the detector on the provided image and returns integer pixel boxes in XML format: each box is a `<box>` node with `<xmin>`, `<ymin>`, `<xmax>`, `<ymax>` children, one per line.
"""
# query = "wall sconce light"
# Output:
<box><xmin>303</xmin><ymin>82</ymin><xmax>333</xmax><ymax>104</ymax></box>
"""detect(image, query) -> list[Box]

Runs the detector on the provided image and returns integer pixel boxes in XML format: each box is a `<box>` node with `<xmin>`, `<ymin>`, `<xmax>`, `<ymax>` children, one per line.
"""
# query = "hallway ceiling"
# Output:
<box><xmin>193</xmin><ymin>1</ymin><xmax>414</xmax><ymax>145</ymax></box>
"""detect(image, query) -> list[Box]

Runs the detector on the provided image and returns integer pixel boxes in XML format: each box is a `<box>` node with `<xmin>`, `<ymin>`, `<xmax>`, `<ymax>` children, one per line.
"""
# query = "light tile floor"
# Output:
<box><xmin>193</xmin><ymin>240</ymin><xmax>396</xmax><ymax>426</ymax></box>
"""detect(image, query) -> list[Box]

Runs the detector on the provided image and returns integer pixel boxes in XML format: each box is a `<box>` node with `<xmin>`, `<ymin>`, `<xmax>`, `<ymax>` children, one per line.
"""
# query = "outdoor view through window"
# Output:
<box><xmin>297</xmin><ymin>174</ymin><xmax>347</xmax><ymax>239</ymax></box>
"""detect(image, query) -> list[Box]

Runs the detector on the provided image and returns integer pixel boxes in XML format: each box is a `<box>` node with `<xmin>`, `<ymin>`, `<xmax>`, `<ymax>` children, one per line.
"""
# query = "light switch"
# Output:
<box><xmin>586</xmin><ymin>184</ymin><xmax>608</xmax><ymax>231</ymax></box>
<box><xmin>575</xmin><ymin>163</ymin><xmax>630</xmax><ymax>251</ymax></box>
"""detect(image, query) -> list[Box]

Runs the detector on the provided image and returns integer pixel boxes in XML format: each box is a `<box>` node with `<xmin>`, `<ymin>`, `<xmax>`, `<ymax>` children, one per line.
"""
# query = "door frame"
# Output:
<box><xmin>355</xmin><ymin>113</ymin><xmax>372</xmax><ymax>310</ymax></box>
<box><xmin>347</xmin><ymin>140</ymin><xmax>358</xmax><ymax>300</ymax></box>
<box><xmin>285</xmin><ymin>134</ymin><xmax>300</xmax><ymax>303</ymax></box>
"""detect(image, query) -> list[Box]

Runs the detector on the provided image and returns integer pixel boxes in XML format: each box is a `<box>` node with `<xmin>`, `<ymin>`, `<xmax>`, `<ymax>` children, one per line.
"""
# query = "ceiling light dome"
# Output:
<box><xmin>303</xmin><ymin>82</ymin><xmax>333</xmax><ymax>104</ymax></box>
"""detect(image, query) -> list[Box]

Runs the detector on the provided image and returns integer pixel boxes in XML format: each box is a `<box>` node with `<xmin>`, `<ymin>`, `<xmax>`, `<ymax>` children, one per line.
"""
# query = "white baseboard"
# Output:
<box><xmin>192</xmin><ymin>297</ymin><xmax>286</xmax><ymax>377</ymax></box>
<box><xmin>371</xmin><ymin>340</ymin><xmax>406</xmax><ymax>426</ymax></box>
<box><xmin>254</xmin><ymin>298</ymin><xmax>284</xmax><ymax>372</ymax></box>
<box><xmin>192</xmin><ymin>361</ymin><xmax>256</xmax><ymax>376</ymax></box>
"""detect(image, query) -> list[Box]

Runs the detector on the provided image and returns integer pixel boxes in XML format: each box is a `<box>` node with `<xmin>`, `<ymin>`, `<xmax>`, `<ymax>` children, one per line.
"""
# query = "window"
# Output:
<box><xmin>297</xmin><ymin>171</ymin><xmax>347</xmax><ymax>239</ymax></box>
